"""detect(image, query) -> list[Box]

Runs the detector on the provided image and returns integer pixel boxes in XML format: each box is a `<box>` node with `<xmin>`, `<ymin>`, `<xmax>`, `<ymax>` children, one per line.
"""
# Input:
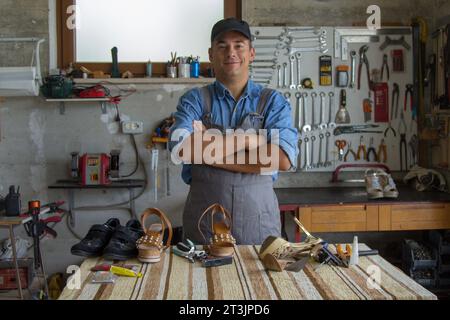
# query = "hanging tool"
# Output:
<box><xmin>151</xmin><ymin>148</ymin><xmax>159</xmax><ymax>202</ymax></box>
<box><xmin>404</xmin><ymin>84</ymin><xmax>415</xmax><ymax>120</ymax></box>
<box><xmin>333</xmin><ymin>124</ymin><xmax>382</xmax><ymax>136</ymax></box>
<box><xmin>344</xmin><ymin>142</ymin><xmax>357</xmax><ymax>162</ymax></box>
<box><xmin>356</xmin><ymin>135</ymin><xmax>367</xmax><ymax>160</ymax></box>
<box><xmin>385</xmin><ymin>83</ymin><xmax>397</xmax><ymax>137</ymax></box>
<box><xmin>363</xmin><ymin>97</ymin><xmax>372</xmax><ymax>122</ymax></box>
<box><xmin>335</xmin><ymin>140</ymin><xmax>347</xmax><ymax>161</ymax></box>
<box><xmin>366</xmin><ymin>137</ymin><xmax>378</xmax><ymax>162</ymax></box>
<box><xmin>335</xmin><ymin>89</ymin><xmax>351</xmax><ymax>124</ymax></box>
<box><xmin>377</xmin><ymin>139</ymin><xmax>387</xmax><ymax>163</ymax></box>
<box><xmin>357</xmin><ymin>45</ymin><xmax>372</xmax><ymax>90</ymax></box>
<box><xmin>392</xmin><ymin>49</ymin><xmax>405</xmax><ymax>72</ymax></box>
<box><xmin>409</xmin><ymin>134</ymin><xmax>419</xmax><ymax>168</ymax></box>
<box><xmin>380</xmin><ymin>54</ymin><xmax>390</xmax><ymax>81</ymax></box>
<box><xmin>379</xmin><ymin>36</ymin><xmax>411</xmax><ymax>51</ymax></box>
<box><xmin>399</xmin><ymin>111</ymin><xmax>408</xmax><ymax>171</ymax></box>
<box><xmin>319</xmin><ymin>55</ymin><xmax>332</xmax><ymax>86</ymax></box>
<box><xmin>392</xmin><ymin>83</ymin><xmax>400</xmax><ymax>119</ymax></box>
<box><xmin>374</xmin><ymin>82</ymin><xmax>389</xmax><ymax>123</ymax></box>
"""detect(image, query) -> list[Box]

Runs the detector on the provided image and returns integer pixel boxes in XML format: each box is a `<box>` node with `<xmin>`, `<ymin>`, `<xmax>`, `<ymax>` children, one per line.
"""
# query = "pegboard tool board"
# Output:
<box><xmin>249</xmin><ymin>26</ymin><xmax>417</xmax><ymax>172</ymax></box>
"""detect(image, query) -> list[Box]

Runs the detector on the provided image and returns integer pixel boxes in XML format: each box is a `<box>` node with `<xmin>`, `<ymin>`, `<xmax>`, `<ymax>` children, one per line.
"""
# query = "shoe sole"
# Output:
<box><xmin>367</xmin><ymin>191</ymin><xmax>384</xmax><ymax>199</ymax></box>
<box><xmin>384</xmin><ymin>191</ymin><xmax>399</xmax><ymax>198</ymax></box>
<box><xmin>138</xmin><ymin>256</ymin><xmax>161</xmax><ymax>263</ymax></box>
<box><xmin>259</xmin><ymin>236</ymin><xmax>287</xmax><ymax>259</ymax></box>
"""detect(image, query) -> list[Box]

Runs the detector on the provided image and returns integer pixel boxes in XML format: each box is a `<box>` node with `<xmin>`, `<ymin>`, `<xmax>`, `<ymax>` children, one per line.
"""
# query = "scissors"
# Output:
<box><xmin>335</xmin><ymin>140</ymin><xmax>347</xmax><ymax>161</ymax></box>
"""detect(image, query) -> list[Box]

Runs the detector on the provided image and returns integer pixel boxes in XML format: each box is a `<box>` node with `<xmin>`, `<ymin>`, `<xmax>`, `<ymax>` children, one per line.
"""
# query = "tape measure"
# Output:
<box><xmin>301</xmin><ymin>78</ymin><xmax>314</xmax><ymax>89</ymax></box>
<box><xmin>319</xmin><ymin>55</ymin><xmax>332</xmax><ymax>86</ymax></box>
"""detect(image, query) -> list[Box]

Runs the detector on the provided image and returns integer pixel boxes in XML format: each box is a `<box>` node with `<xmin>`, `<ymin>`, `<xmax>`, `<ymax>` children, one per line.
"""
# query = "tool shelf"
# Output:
<box><xmin>44</xmin><ymin>97</ymin><xmax>111</xmax><ymax>115</ymax></box>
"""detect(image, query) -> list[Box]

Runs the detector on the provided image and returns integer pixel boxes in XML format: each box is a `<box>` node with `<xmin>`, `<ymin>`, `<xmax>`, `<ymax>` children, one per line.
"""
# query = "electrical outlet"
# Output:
<box><xmin>121</xmin><ymin>120</ymin><xmax>144</xmax><ymax>134</ymax></box>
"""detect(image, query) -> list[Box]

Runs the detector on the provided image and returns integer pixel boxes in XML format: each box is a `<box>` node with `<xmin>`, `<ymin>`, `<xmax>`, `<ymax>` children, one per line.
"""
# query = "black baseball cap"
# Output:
<box><xmin>210</xmin><ymin>18</ymin><xmax>252</xmax><ymax>42</ymax></box>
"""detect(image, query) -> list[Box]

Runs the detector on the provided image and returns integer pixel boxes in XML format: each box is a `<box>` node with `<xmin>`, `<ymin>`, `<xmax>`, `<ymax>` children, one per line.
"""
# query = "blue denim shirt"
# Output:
<box><xmin>169</xmin><ymin>80</ymin><xmax>298</xmax><ymax>185</ymax></box>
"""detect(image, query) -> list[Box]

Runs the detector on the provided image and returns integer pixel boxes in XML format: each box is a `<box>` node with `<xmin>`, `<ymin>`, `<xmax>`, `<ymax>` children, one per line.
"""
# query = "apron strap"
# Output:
<box><xmin>256</xmin><ymin>88</ymin><xmax>274</xmax><ymax>116</ymax></box>
<box><xmin>200</xmin><ymin>85</ymin><xmax>212</xmax><ymax>114</ymax></box>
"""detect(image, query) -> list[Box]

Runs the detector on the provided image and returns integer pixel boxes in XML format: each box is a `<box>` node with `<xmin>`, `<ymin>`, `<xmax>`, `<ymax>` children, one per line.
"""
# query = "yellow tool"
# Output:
<box><xmin>336</xmin><ymin>244</ymin><xmax>352</xmax><ymax>260</ymax></box>
<box><xmin>110</xmin><ymin>265</ymin><xmax>142</xmax><ymax>278</ymax></box>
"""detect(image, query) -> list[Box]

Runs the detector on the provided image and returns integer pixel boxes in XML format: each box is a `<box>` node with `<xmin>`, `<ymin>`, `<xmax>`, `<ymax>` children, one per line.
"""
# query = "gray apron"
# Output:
<box><xmin>182</xmin><ymin>86</ymin><xmax>281</xmax><ymax>245</ymax></box>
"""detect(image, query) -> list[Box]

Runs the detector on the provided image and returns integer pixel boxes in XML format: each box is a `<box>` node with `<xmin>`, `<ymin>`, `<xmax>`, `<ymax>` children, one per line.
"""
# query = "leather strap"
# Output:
<box><xmin>140</xmin><ymin>208</ymin><xmax>173</xmax><ymax>249</ymax></box>
<box><xmin>200</xmin><ymin>86</ymin><xmax>212</xmax><ymax>114</ymax></box>
<box><xmin>197</xmin><ymin>203</ymin><xmax>233</xmax><ymax>244</ymax></box>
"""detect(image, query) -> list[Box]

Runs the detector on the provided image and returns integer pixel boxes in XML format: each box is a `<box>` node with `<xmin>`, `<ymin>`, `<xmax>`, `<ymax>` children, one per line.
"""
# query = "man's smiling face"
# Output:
<box><xmin>209</xmin><ymin>31</ymin><xmax>255</xmax><ymax>82</ymax></box>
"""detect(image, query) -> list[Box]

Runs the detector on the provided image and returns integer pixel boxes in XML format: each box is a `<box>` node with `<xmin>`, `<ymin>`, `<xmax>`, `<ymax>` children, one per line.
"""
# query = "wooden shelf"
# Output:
<box><xmin>73</xmin><ymin>77</ymin><xmax>215</xmax><ymax>85</ymax></box>
<box><xmin>45</xmin><ymin>98</ymin><xmax>110</xmax><ymax>102</ymax></box>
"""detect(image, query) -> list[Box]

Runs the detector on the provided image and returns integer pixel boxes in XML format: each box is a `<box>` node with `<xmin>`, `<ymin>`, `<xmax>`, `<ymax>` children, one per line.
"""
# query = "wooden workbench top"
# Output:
<box><xmin>59</xmin><ymin>244</ymin><xmax>436</xmax><ymax>300</ymax></box>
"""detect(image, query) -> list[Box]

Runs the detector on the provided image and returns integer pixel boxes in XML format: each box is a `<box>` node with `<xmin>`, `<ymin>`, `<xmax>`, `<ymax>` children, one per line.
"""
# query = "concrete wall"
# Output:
<box><xmin>0</xmin><ymin>0</ymin><xmax>443</xmax><ymax>276</ymax></box>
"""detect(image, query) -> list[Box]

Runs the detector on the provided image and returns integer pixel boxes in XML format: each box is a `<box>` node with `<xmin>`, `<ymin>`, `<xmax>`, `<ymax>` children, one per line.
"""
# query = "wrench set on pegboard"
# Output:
<box><xmin>249</xmin><ymin>26</ymin><xmax>418</xmax><ymax>172</ymax></box>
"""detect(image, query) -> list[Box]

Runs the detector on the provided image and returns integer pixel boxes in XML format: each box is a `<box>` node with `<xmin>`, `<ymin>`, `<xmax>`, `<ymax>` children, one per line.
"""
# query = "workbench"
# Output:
<box><xmin>276</xmin><ymin>186</ymin><xmax>450</xmax><ymax>241</ymax></box>
<box><xmin>59</xmin><ymin>244</ymin><xmax>436</xmax><ymax>300</ymax></box>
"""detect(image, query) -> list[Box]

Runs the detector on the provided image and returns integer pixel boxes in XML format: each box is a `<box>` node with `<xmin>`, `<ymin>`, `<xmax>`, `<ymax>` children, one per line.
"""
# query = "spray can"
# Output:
<box><xmin>146</xmin><ymin>60</ymin><xmax>152</xmax><ymax>78</ymax></box>
<box><xmin>190</xmin><ymin>57</ymin><xmax>200</xmax><ymax>78</ymax></box>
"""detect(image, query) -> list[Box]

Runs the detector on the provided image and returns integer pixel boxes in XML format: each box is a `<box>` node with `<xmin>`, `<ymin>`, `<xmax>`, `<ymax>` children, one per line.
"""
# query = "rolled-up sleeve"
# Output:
<box><xmin>263</xmin><ymin>92</ymin><xmax>299</xmax><ymax>171</ymax></box>
<box><xmin>169</xmin><ymin>88</ymin><xmax>203</xmax><ymax>154</ymax></box>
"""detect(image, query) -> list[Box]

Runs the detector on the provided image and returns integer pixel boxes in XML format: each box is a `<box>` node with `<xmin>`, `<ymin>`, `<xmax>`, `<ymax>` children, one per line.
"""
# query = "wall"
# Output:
<box><xmin>0</xmin><ymin>0</ymin><xmax>441</xmax><ymax>276</ymax></box>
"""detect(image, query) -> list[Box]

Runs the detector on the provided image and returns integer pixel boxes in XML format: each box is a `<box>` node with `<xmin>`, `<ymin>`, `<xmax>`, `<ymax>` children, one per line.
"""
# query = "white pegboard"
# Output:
<box><xmin>249</xmin><ymin>26</ymin><xmax>417</xmax><ymax>172</ymax></box>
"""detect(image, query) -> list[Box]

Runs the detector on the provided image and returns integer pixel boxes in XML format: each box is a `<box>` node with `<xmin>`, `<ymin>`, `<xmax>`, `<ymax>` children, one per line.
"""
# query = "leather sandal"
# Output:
<box><xmin>136</xmin><ymin>208</ymin><xmax>172</xmax><ymax>263</ymax></box>
<box><xmin>198</xmin><ymin>203</ymin><xmax>236</xmax><ymax>257</ymax></box>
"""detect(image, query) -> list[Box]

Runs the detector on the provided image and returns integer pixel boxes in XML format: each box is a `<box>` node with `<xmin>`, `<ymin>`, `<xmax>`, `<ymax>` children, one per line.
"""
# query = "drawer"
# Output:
<box><xmin>390</xmin><ymin>204</ymin><xmax>450</xmax><ymax>230</ymax></box>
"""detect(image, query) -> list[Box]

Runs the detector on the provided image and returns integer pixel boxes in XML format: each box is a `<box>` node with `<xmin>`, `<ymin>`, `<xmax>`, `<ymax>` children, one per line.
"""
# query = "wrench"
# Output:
<box><xmin>318</xmin><ymin>133</ymin><xmax>324</xmax><ymax>167</ymax></box>
<box><xmin>277</xmin><ymin>65</ymin><xmax>282</xmax><ymax>88</ymax></box>
<box><xmin>252</xmin><ymin>35</ymin><xmax>285</xmax><ymax>41</ymax></box>
<box><xmin>327</xmin><ymin>92</ymin><xmax>336</xmax><ymax>129</ymax></box>
<box><xmin>324</xmin><ymin>132</ymin><xmax>331</xmax><ymax>167</ymax></box>
<box><xmin>289</xmin><ymin>55</ymin><xmax>296</xmax><ymax>90</ymax></box>
<box><xmin>255</xmin><ymin>50</ymin><xmax>280</xmax><ymax>57</ymax></box>
<box><xmin>283</xmin><ymin>91</ymin><xmax>291</xmax><ymax>102</ymax></box>
<box><xmin>283</xmin><ymin>62</ymin><xmax>288</xmax><ymax>88</ymax></box>
<box><xmin>303</xmin><ymin>137</ymin><xmax>310</xmax><ymax>170</ymax></box>
<box><xmin>283</xmin><ymin>27</ymin><xmax>324</xmax><ymax>36</ymax></box>
<box><xmin>349</xmin><ymin>50</ymin><xmax>357</xmax><ymax>88</ymax></box>
<box><xmin>295</xmin><ymin>92</ymin><xmax>302</xmax><ymax>131</ymax></box>
<box><xmin>319</xmin><ymin>92</ymin><xmax>327</xmax><ymax>130</ymax></box>
<box><xmin>297</xmin><ymin>139</ymin><xmax>303</xmax><ymax>171</ymax></box>
<box><xmin>310</xmin><ymin>92</ymin><xmax>317</xmax><ymax>130</ymax></box>
<box><xmin>253</xmin><ymin>58</ymin><xmax>278</xmax><ymax>64</ymax></box>
<box><xmin>295</xmin><ymin>52</ymin><xmax>302</xmax><ymax>89</ymax></box>
<box><xmin>286</xmin><ymin>45</ymin><xmax>328</xmax><ymax>55</ymax></box>
<box><xmin>301</xmin><ymin>92</ymin><xmax>311</xmax><ymax>132</ymax></box>
<box><xmin>310</xmin><ymin>135</ymin><xmax>316</xmax><ymax>169</ymax></box>
<box><xmin>250</xmin><ymin>64</ymin><xmax>276</xmax><ymax>69</ymax></box>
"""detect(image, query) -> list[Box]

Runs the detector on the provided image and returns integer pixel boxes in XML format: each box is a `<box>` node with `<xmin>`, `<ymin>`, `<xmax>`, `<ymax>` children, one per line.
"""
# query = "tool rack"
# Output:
<box><xmin>249</xmin><ymin>26</ymin><xmax>418</xmax><ymax>172</ymax></box>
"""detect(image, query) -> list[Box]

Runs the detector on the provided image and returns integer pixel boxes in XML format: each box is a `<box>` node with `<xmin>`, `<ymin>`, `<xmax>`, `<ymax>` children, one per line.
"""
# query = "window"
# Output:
<box><xmin>57</xmin><ymin>0</ymin><xmax>241</xmax><ymax>76</ymax></box>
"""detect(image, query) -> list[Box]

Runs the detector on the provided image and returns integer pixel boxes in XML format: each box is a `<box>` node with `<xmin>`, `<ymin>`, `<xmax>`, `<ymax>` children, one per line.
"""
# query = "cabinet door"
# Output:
<box><xmin>383</xmin><ymin>203</ymin><xmax>450</xmax><ymax>230</ymax></box>
<box><xmin>299</xmin><ymin>204</ymin><xmax>378</xmax><ymax>232</ymax></box>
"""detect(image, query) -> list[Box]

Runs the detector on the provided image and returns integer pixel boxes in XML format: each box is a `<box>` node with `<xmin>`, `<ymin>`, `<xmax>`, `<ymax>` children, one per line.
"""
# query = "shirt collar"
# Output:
<box><xmin>214</xmin><ymin>79</ymin><xmax>261</xmax><ymax>100</ymax></box>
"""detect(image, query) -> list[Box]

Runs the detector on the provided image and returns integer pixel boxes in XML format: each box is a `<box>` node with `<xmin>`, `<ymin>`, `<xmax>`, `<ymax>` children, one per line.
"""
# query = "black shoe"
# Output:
<box><xmin>102</xmin><ymin>219</ymin><xmax>144</xmax><ymax>261</ymax></box>
<box><xmin>71</xmin><ymin>218</ymin><xmax>121</xmax><ymax>257</ymax></box>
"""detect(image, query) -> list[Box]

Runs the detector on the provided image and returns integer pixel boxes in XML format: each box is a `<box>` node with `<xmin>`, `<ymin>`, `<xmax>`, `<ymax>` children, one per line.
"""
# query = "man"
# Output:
<box><xmin>170</xmin><ymin>17</ymin><xmax>298</xmax><ymax>245</ymax></box>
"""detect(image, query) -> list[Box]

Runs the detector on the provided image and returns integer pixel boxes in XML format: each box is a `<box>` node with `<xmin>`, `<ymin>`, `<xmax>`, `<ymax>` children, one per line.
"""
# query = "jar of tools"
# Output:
<box><xmin>177</xmin><ymin>56</ymin><xmax>191</xmax><ymax>78</ymax></box>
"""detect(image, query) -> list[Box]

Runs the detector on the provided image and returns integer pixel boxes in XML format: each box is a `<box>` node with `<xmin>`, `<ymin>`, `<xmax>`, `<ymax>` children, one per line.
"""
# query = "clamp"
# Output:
<box><xmin>356</xmin><ymin>135</ymin><xmax>367</xmax><ymax>160</ymax></box>
<box><xmin>380</xmin><ymin>54</ymin><xmax>389</xmax><ymax>81</ymax></box>
<box><xmin>344</xmin><ymin>142</ymin><xmax>357</xmax><ymax>162</ymax></box>
<box><xmin>366</xmin><ymin>137</ymin><xmax>378</xmax><ymax>162</ymax></box>
<box><xmin>404</xmin><ymin>84</ymin><xmax>415</xmax><ymax>120</ymax></box>
<box><xmin>357</xmin><ymin>45</ymin><xmax>371</xmax><ymax>90</ymax></box>
<box><xmin>377</xmin><ymin>139</ymin><xmax>387</xmax><ymax>163</ymax></box>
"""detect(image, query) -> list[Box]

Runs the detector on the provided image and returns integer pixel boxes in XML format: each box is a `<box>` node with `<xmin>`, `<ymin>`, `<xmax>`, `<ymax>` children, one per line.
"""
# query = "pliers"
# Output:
<box><xmin>399</xmin><ymin>111</ymin><xmax>408</xmax><ymax>171</ymax></box>
<box><xmin>356</xmin><ymin>135</ymin><xmax>367</xmax><ymax>160</ymax></box>
<box><xmin>344</xmin><ymin>142</ymin><xmax>357</xmax><ymax>162</ymax></box>
<box><xmin>392</xmin><ymin>83</ymin><xmax>400</xmax><ymax>120</ymax></box>
<box><xmin>366</xmin><ymin>137</ymin><xmax>378</xmax><ymax>162</ymax></box>
<box><xmin>380</xmin><ymin>54</ymin><xmax>389</xmax><ymax>81</ymax></box>
<box><xmin>404</xmin><ymin>84</ymin><xmax>415</xmax><ymax>120</ymax></box>
<box><xmin>377</xmin><ymin>139</ymin><xmax>387</xmax><ymax>163</ymax></box>
<box><xmin>357</xmin><ymin>45</ymin><xmax>372</xmax><ymax>90</ymax></box>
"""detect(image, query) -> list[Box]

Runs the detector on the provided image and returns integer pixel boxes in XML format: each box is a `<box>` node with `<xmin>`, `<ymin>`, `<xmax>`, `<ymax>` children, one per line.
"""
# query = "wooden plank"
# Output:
<box><xmin>392</xmin><ymin>220</ymin><xmax>450</xmax><ymax>230</ymax></box>
<box><xmin>366</xmin><ymin>205</ymin><xmax>379</xmax><ymax>231</ymax></box>
<box><xmin>379</xmin><ymin>205</ymin><xmax>392</xmax><ymax>231</ymax></box>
